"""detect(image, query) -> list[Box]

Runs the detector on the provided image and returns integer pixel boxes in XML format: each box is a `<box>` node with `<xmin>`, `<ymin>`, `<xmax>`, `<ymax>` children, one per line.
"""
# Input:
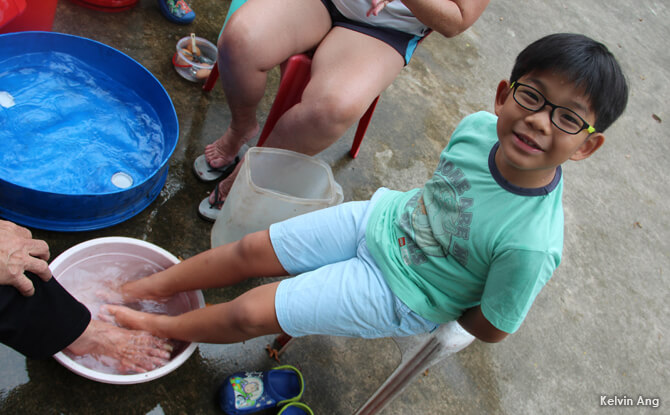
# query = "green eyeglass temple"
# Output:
<box><xmin>510</xmin><ymin>82</ymin><xmax>596</xmax><ymax>134</ymax></box>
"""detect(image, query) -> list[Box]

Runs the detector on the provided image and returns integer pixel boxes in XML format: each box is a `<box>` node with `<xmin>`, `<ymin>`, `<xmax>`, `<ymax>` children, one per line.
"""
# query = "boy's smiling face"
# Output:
<box><xmin>493</xmin><ymin>71</ymin><xmax>605</xmax><ymax>188</ymax></box>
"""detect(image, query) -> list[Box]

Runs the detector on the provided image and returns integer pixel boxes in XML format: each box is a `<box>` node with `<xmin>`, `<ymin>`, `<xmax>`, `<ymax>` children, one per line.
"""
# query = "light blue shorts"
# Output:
<box><xmin>270</xmin><ymin>188</ymin><xmax>439</xmax><ymax>338</ymax></box>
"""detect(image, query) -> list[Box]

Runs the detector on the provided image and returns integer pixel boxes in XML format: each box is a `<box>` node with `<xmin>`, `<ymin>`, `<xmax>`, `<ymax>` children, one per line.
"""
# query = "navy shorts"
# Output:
<box><xmin>320</xmin><ymin>0</ymin><xmax>425</xmax><ymax>64</ymax></box>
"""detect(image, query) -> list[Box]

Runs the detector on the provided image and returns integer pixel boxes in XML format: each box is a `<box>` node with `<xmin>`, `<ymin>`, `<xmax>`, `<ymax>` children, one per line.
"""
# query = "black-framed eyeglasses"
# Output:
<box><xmin>510</xmin><ymin>82</ymin><xmax>596</xmax><ymax>135</ymax></box>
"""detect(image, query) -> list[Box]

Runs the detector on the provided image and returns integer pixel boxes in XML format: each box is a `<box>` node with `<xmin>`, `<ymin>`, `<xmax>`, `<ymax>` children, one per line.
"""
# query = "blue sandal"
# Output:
<box><xmin>158</xmin><ymin>0</ymin><xmax>195</xmax><ymax>25</ymax></box>
<box><xmin>219</xmin><ymin>365</ymin><xmax>305</xmax><ymax>414</ymax></box>
<box><xmin>277</xmin><ymin>402</ymin><xmax>314</xmax><ymax>415</ymax></box>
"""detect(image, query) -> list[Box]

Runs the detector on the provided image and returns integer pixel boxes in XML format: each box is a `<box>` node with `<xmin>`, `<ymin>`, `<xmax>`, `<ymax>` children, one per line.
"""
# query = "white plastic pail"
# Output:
<box><xmin>211</xmin><ymin>147</ymin><xmax>344</xmax><ymax>248</ymax></box>
<box><xmin>50</xmin><ymin>237</ymin><xmax>205</xmax><ymax>384</ymax></box>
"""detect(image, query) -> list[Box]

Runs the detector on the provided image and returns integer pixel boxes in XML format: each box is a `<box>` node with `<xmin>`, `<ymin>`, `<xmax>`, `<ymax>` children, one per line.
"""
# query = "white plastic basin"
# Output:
<box><xmin>49</xmin><ymin>237</ymin><xmax>204</xmax><ymax>385</ymax></box>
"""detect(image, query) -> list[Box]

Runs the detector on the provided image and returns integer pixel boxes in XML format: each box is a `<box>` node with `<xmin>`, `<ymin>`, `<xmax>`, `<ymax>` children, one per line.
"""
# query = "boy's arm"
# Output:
<box><xmin>457</xmin><ymin>305</ymin><xmax>509</xmax><ymax>343</ymax></box>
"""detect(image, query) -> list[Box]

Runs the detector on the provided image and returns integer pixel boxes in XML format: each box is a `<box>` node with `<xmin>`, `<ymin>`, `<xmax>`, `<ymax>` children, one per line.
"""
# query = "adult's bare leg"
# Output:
<box><xmin>209</xmin><ymin>28</ymin><xmax>405</xmax><ymax>203</ymax></box>
<box><xmin>266</xmin><ymin>27</ymin><xmax>405</xmax><ymax>155</ymax></box>
<box><xmin>205</xmin><ymin>0</ymin><xmax>332</xmax><ymax>168</ymax></box>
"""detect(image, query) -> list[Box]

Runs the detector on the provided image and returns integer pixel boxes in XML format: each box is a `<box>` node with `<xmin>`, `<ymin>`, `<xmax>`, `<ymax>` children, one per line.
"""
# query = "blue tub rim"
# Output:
<box><xmin>0</xmin><ymin>31</ymin><xmax>179</xmax><ymax>231</ymax></box>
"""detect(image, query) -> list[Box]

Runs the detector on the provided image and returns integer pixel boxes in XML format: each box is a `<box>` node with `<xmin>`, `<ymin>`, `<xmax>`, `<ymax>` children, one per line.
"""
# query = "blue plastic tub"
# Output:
<box><xmin>0</xmin><ymin>32</ymin><xmax>178</xmax><ymax>231</ymax></box>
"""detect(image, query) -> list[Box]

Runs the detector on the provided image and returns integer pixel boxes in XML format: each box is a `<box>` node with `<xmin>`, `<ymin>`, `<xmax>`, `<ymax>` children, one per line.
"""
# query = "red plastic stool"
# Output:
<box><xmin>202</xmin><ymin>61</ymin><xmax>220</xmax><ymax>91</ymax></box>
<box><xmin>0</xmin><ymin>0</ymin><xmax>27</xmax><ymax>31</ymax></box>
<box><xmin>203</xmin><ymin>54</ymin><xmax>377</xmax><ymax>159</ymax></box>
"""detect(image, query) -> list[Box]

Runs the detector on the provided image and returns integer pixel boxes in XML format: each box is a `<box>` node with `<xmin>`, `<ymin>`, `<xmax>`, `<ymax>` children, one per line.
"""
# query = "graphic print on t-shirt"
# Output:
<box><xmin>397</xmin><ymin>158</ymin><xmax>473</xmax><ymax>267</ymax></box>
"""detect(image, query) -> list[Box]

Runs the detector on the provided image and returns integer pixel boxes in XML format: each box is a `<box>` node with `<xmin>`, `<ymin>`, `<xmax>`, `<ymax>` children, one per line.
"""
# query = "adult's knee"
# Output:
<box><xmin>218</xmin><ymin>15</ymin><xmax>256</xmax><ymax>63</ymax></box>
<box><xmin>303</xmin><ymin>93</ymin><xmax>368</xmax><ymax>139</ymax></box>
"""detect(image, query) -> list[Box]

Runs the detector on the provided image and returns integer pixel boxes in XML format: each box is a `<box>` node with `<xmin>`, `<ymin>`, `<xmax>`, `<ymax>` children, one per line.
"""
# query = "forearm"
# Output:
<box><xmin>457</xmin><ymin>305</ymin><xmax>509</xmax><ymax>343</ymax></box>
<box><xmin>401</xmin><ymin>0</ymin><xmax>489</xmax><ymax>38</ymax></box>
<box><xmin>0</xmin><ymin>273</ymin><xmax>91</xmax><ymax>358</ymax></box>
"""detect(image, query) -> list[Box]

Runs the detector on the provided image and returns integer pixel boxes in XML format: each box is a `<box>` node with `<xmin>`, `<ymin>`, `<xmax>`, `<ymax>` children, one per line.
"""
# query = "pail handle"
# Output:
<box><xmin>332</xmin><ymin>182</ymin><xmax>344</xmax><ymax>205</ymax></box>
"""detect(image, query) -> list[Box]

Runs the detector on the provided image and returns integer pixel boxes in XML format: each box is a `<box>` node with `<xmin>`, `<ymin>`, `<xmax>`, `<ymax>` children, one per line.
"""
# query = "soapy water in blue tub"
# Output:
<box><xmin>0</xmin><ymin>51</ymin><xmax>165</xmax><ymax>194</ymax></box>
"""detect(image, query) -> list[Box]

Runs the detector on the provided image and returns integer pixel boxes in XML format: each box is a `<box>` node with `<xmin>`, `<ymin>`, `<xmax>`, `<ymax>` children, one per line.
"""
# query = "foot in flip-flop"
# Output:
<box><xmin>198</xmin><ymin>182</ymin><xmax>225</xmax><ymax>222</ymax></box>
<box><xmin>218</xmin><ymin>365</ymin><xmax>305</xmax><ymax>414</ymax></box>
<box><xmin>193</xmin><ymin>144</ymin><xmax>248</xmax><ymax>182</ymax></box>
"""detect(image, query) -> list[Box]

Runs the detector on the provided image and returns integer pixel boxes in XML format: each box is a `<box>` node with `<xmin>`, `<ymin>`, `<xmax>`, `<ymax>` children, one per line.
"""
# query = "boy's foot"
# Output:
<box><xmin>100</xmin><ymin>304</ymin><xmax>159</xmax><ymax>335</ymax></box>
<box><xmin>158</xmin><ymin>0</ymin><xmax>195</xmax><ymax>25</ymax></box>
<box><xmin>97</xmin><ymin>275</ymin><xmax>170</xmax><ymax>305</ymax></box>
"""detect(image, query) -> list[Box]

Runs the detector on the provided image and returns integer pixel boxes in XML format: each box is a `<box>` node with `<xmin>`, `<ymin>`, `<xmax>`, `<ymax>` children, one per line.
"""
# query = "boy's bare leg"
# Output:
<box><xmin>205</xmin><ymin>0</ymin><xmax>331</xmax><ymax>167</ymax></box>
<box><xmin>209</xmin><ymin>26</ymin><xmax>405</xmax><ymax>202</ymax></box>
<box><xmin>119</xmin><ymin>230</ymin><xmax>285</xmax><ymax>302</ymax></box>
<box><xmin>103</xmin><ymin>281</ymin><xmax>282</xmax><ymax>344</ymax></box>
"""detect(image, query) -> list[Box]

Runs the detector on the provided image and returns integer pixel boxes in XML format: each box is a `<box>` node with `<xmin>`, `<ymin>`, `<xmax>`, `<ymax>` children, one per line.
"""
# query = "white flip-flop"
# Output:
<box><xmin>197</xmin><ymin>184</ymin><xmax>225</xmax><ymax>222</ymax></box>
<box><xmin>192</xmin><ymin>144</ymin><xmax>248</xmax><ymax>182</ymax></box>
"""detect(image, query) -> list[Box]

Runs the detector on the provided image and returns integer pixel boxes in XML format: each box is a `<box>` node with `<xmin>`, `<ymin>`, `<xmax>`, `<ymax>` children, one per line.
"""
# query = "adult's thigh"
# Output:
<box><xmin>303</xmin><ymin>27</ymin><xmax>406</xmax><ymax>115</ymax></box>
<box><xmin>222</xmin><ymin>0</ymin><xmax>332</xmax><ymax>70</ymax></box>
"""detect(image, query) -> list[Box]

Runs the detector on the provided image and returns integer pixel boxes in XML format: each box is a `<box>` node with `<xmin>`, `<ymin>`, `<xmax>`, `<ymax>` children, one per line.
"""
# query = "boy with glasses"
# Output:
<box><xmin>102</xmin><ymin>33</ymin><xmax>628</xmax><ymax>351</ymax></box>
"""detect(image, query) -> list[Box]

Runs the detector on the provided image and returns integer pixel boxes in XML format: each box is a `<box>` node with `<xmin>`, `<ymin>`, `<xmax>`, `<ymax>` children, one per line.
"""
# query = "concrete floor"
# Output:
<box><xmin>1</xmin><ymin>0</ymin><xmax>668</xmax><ymax>414</ymax></box>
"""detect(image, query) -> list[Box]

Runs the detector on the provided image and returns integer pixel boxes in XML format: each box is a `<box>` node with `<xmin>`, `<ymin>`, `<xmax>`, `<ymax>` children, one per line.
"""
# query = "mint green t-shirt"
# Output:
<box><xmin>365</xmin><ymin>111</ymin><xmax>563</xmax><ymax>334</ymax></box>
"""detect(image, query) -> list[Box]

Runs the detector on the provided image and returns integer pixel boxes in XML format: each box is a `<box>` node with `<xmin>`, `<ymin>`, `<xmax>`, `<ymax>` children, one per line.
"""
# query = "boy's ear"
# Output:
<box><xmin>494</xmin><ymin>80</ymin><xmax>512</xmax><ymax>116</ymax></box>
<box><xmin>570</xmin><ymin>132</ymin><xmax>605</xmax><ymax>161</ymax></box>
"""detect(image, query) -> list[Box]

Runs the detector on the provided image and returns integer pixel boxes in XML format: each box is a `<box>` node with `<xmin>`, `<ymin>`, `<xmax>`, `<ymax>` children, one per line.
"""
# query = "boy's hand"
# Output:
<box><xmin>0</xmin><ymin>220</ymin><xmax>51</xmax><ymax>296</ymax></box>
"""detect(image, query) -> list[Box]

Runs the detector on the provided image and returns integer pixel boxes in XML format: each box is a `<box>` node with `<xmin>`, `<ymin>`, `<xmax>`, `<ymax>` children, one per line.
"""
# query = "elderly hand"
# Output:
<box><xmin>65</xmin><ymin>319</ymin><xmax>173</xmax><ymax>374</ymax></box>
<box><xmin>0</xmin><ymin>220</ymin><xmax>51</xmax><ymax>296</ymax></box>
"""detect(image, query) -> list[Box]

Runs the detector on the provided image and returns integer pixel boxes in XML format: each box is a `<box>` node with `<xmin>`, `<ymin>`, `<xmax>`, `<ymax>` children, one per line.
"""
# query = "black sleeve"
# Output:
<box><xmin>0</xmin><ymin>271</ymin><xmax>91</xmax><ymax>359</ymax></box>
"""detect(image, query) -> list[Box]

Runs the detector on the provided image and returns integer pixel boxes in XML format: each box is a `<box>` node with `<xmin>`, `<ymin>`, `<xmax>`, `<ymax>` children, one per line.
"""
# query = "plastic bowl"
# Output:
<box><xmin>173</xmin><ymin>35</ymin><xmax>217</xmax><ymax>82</ymax></box>
<box><xmin>50</xmin><ymin>237</ymin><xmax>205</xmax><ymax>385</ymax></box>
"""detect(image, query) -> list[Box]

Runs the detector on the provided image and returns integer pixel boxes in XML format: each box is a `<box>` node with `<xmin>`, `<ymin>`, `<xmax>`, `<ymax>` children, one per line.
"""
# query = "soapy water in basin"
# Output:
<box><xmin>57</xmin><ymin>255</ymin><xmax>189</xmax><ymax>375</ymax></box>
<box><xmin>0</xmin><ymin>51</ymin><xmax>165</xmax><ymax>193</ymax></box>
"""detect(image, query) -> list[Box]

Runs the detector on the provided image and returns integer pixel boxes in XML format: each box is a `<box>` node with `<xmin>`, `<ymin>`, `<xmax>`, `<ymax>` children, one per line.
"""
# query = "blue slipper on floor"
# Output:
<box><xmin>277</xmin><ymin>402</ymin><xmax>314</xmax><ymax>415</ymax></box>
<box><xmin>219</xmin><ymin>365</ymin><xmax>305</xmax><ymax>414</ymax></box>
<box><xmin>158</xmin><ymin>0</ymin><xmax>195</xmax><ymax>25</ymax></box>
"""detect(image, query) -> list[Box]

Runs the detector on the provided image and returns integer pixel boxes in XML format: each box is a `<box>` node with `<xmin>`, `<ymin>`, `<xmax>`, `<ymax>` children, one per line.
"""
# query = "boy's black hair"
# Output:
<box><xmin>510</xmin><ymin>33</ymin><xmax>628</xmax><ymax>133</ymax></box>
